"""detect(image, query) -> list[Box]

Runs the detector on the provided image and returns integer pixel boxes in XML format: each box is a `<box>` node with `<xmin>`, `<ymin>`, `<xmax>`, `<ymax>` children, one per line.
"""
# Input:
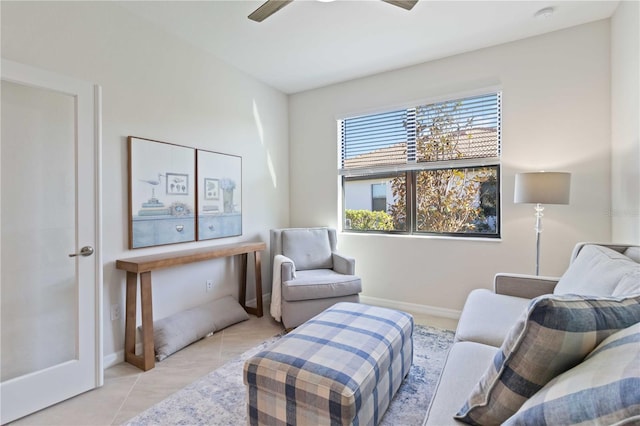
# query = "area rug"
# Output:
<box><xmin>124</xmin><ymin>324</ymin><xmax>454</xmax><ymax>426</ymax></box>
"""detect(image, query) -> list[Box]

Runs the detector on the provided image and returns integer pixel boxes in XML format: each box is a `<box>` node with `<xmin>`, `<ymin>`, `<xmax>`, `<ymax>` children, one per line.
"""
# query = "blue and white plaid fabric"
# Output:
<box><xmin>455</xmin><ymin>294</ymin><xmax>640</xmax><ymax>425</ymax></box>
<box><xmin>243</xmin><ymin>302</ymin><xmax>413</xmax><ymax>426</ymax></box>
<box><xmin>504</xmin><ymin>322</ymin><xmax>640</xmax><ymax>425</ymax></box>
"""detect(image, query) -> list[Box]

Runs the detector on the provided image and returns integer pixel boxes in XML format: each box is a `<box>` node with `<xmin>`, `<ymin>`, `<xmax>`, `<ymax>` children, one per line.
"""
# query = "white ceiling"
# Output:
<box><xmin>119</xmin><ymin>0</ymin><xmax>619</xmax><ymax>94</ymax></box>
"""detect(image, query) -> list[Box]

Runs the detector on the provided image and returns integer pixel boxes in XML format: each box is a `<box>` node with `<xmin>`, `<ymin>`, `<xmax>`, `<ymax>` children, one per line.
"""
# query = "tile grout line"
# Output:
<box><xmin>108</xmin><ymin>372</ymin><xmax>143</xmax><ymax>426</ymax></box>
<box><xmin>219</xmin><ymin>329</ymin><xmax>226</xmax><ymax>359</ymax></box>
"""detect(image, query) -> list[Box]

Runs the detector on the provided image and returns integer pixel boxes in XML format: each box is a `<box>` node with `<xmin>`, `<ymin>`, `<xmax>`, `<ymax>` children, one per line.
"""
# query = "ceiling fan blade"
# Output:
<box><xmin>248</xmin><ymin>0</ymin><xmax>293</xmax><ymax>22</ymax></box>
<box><xmin>381</xmin><ymin>0</ymin><xmax>419</xmax><ymax>11</ymax></box>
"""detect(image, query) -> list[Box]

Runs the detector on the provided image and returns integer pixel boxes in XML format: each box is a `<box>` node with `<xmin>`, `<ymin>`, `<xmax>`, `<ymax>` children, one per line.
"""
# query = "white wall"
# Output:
<box><xmin>289</xmin><ymin>21</ymin><xmax>612</xmax><ymax>313</ymax></box>
<box><xmin>611</xmin><ymin>0</ymin><xmax>640</xmax><ymax>244</ymax></box>
<box><xmin>1</xmin><ymin>1</ymin><xmax>290</xmax><ymax>363</ymax></box>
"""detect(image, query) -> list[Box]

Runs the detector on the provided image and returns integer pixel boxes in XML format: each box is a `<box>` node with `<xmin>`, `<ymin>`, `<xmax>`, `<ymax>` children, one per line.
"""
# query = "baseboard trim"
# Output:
<box><xmin>360</xmin><ymin>295</ymin><xmax>461</xmax><ymax>320</ymax></box>
<box><xmin>103</xmin><ymin>294</ymin><xmax>456</xmax><ymax>369</ymax></box>
<box><xmin>103</xmin><ymin>350</ymin><xmax>124</xmax><ymax>370</ymax></box>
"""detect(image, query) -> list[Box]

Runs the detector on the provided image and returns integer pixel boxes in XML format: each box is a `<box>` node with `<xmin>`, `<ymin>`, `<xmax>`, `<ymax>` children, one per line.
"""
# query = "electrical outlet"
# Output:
<box><xmin>206</xmin><ymin>280</ymin><xmax>213</xmax><ymax>292</ymax></box>
<box><xmin>110</xmin><ymin>304</ymin><xmax>121</xmax><ymax>321</ymax></box>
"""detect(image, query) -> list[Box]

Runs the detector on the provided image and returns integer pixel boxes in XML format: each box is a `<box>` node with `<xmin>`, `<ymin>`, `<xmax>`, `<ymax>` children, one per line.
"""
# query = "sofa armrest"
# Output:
<box><xmin>494</xmin><ymin>273</ymin><xmax>560</xmax><ymax>299</ymax></box>
<box><xmin>332</xmin><ymin>252</ymin><xmax>355</xmax><ymax>275</ymax></box>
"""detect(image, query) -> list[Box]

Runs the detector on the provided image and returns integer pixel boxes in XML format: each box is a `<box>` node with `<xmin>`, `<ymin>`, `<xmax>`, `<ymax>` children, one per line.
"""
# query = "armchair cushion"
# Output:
<box><xmin>282</xmin><ymin>228</ymin><xmax>333</xmax><ymax>270</ymax></box>
<box><xmin>282</xmin><ymin>269</ymin><xmax>362</xmax><ymax>302</ymax></box>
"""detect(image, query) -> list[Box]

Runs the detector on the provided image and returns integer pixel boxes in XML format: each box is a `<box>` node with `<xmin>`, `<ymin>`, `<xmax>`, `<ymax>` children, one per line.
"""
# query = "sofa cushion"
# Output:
<box><xmin>423</xmin><ymin>341</ymin><xmax>498</xmax><ymax>426</ymax></box>
<box><xmin>554</xmin><ymin>245</ymin><xmax>638</xmax><ymax>296</ymax></box>
<box><xmin>282</xmin><ymin>269</ymin><xmax>362</xmax><ymax>301</ymax></box>
<box><xmin>282</xmin><ymin>228</ymin><xmax>333</xmax><ymax>271</ymax></box>
<box><xmin>455</xmin><ymin>289</ymin><xmax>530</xmax><ymax>348</ymax></box>
<box><xmin>454</xmin><ymin>294</ymin><xmax>640</xmax><ymax>425</ymax></box>
<box><xmin>504</xmin><ymin>323</ymin><xmax>640</xmax><ymax>425</ymax></box>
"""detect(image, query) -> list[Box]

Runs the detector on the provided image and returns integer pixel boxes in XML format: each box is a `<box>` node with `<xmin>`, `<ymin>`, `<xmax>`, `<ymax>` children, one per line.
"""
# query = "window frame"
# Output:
<box><xmin>339</xmin><ymin>90</ymin><xmax>502</xmax><ymax>239</ymax></box>
<box><xmin>411</xmin><ymin>164</ymin><xmax>501</xmax><ymax>238</ymax></box>
<box><xmin>343</xmin><ymin>171</ymin><xmax>409</xmax><ymax>234</ymax></box>
<box><xmin>342</xmin><ymin>165</ymin><xmax>501</xmax><ymax>238</ymax></box>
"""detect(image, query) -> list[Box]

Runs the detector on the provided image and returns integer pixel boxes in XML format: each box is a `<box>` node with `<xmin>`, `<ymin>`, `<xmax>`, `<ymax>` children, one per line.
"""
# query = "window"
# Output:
<box><xmin>371</xmin><ymin>183</ymin><xmax>387</xmax><ymax>211</ymax></box>
<box><xmin>340</xmin><ymin>92</ymin><xmax>501</xmax><ymax>237</ymax></box>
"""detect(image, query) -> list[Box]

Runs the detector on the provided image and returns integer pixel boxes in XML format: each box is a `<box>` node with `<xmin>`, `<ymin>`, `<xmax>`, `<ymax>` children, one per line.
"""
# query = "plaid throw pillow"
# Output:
<box><xmin>503</xmin><ymin>322</ymin><xmax>640</xmax><ymax>425</ymax></box>
<box><xmin>455</xmin><ymin>294</ymin><xmax>640</xmax><ymax>425</ymax></box>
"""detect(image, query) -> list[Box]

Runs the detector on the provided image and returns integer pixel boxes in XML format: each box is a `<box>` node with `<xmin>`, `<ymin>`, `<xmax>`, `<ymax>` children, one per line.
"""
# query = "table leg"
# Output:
<box><xmin>124</xmin><ymin>272</ymin><xmax>138</xmax><ymax>365</ymax></box>
<box><xmin>124</xmin><ymin>271</ymin><xmax>155</xmax><ymax>371</ymax></box>
<box><xmin>240</xmin><ymin>251</ymin><xmax>263</xmax><ymax>317</ymax></box>
<box><xmin>239</xmin><ymin>253</ymin><xmax>248</xmax><ymax>311</ymax></box>
<box><xmin>254</xmin><ymin>251</ymin><xmax>263</xmax><ymax>317</ymax></box>
<box><xmin>139</xmin><ymin>271</ymin><xmax>155</xmax><ymax>371</ymax></box>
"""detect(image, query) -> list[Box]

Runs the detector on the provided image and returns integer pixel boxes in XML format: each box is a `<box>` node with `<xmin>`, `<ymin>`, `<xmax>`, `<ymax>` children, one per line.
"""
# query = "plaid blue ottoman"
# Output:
<box><xmin>243</xmin><ymin>302</ymin><xmax>413</xmax><ymax>425</ymax></box>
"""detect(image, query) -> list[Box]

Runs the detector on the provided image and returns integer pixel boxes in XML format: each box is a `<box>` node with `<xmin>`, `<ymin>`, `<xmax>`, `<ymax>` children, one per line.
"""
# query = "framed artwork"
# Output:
<box><xmin>204</xmin><ymin>178</ymin><xmax>220</xmax><ymax>200</ymax></box>
<box><xmin>166</xmin><ymin>172</ymin><xmax>189</xmax><ymax>195</ymax></box>
<box><xmin>197</xmin><ymin>149</ymin><xmax>242</xmax><ymax>241</ymax></box>
<box><xmin>128</xmin><ymin>137</ymin><xmax>196</xmax><ymax>249</ymax></box>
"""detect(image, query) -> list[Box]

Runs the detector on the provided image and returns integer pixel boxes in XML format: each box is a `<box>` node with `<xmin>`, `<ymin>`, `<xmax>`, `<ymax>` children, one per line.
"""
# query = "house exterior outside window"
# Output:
<box><xmin>340</xmin><ymin>91</ymin><xmax>502</xmax><ymax>237</ymax></box>
<box><xmin>371</xmin><ymin>183</ymin><xmax>387</xmax><ymax>212</ymax></box>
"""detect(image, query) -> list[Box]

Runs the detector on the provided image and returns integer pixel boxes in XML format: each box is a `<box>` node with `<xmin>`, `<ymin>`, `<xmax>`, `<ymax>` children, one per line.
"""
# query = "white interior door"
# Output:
<box><xmin>0</xmin><ymin>59</ymin><xmax>102</xmax><ymax>424</ymax></box>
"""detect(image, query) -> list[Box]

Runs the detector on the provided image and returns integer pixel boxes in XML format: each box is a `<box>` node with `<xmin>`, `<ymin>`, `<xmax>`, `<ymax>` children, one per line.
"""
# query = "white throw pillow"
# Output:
<box><xmin>612</xmin><ymin>269</ymin><xmax>640</xmax><ymax>296</ymax></box>
<box><xmin>624</xmin><ymin>246</ymin><xmax>640</xmax><ymax>262</ymax></box>
<box><xmin>554</xmin><ymin>245</ymin><xmax>638</xmax><ymax>296</ymax></box>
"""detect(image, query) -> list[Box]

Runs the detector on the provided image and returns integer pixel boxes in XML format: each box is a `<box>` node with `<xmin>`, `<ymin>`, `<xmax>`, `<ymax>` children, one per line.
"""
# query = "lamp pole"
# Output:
<box><xmin>534</xmin><ymin>203</ymin><xmax>544</xmax><ymax>276</ymax></box>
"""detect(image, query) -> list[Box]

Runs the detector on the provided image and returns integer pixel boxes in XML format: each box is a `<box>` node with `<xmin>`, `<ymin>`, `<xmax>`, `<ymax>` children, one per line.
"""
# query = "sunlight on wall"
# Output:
<box><xmin>253</xmin><ymin>99</ymin><xmax>278</xmax><ymax>188</ymax></box>
<box><xmin>253</xmin><ymin>99</ymin><xmax>265</xmax><ymax>145</ymax></box>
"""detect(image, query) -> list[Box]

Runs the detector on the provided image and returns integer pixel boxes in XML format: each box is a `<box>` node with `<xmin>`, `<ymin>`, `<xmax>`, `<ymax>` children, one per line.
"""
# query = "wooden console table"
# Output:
<box><xmin>115</xmin><ymin>241</ymin><xmax>266</xmax><ymax>371</ymax></box>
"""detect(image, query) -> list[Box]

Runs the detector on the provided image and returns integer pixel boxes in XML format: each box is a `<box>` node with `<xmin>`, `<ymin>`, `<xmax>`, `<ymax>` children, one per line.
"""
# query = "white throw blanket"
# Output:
<box><xmin>270</xmin><ymin>255</ymin><xmax>295</xmax><ymax>322</ymax></box>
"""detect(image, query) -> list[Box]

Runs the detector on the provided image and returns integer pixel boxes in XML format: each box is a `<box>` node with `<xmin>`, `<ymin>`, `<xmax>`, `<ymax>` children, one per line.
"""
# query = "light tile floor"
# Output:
<box><xmin>9</xmin><ymin>311</ymin><xmax>458</xmax><ymax>426</ymax></box>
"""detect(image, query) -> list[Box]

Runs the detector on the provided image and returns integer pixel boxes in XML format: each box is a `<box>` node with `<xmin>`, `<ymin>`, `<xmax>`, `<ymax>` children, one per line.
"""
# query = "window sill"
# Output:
<box><xmin>339</xmin><ymin>231</ymin><xmax>502</xmax><ymax>243</ymax></box>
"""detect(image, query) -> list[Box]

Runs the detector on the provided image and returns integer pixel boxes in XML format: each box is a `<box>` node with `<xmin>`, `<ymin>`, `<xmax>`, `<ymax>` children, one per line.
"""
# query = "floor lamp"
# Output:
<box><xmin>514</xmin><ymin>172</ymin><xmax>571</xmax><ymax>275</ymax></box>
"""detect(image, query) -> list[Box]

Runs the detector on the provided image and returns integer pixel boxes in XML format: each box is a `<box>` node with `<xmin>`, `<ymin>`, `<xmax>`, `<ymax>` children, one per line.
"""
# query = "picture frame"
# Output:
<box><xmin>128</xmin><ymin>137</ymin><xmax>196</xmax><ymax>249</ymax></box>
<box><xmin>204</xmin><ymin>178</ymin><xmax>220</xmax><ymax>200</ymax></box>
<box><xmin>166</xmin><ymin>172</ymin><xmax>189</xmax><ymax>195</ymax></box>
<box><xmin>196</xmin><ymin>149</ymin><xmax>242</xmax><ymax>241</ymax></box>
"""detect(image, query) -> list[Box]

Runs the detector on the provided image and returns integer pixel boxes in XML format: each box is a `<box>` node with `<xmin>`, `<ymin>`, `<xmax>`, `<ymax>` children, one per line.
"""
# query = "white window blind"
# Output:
<box><xmin>340</xmin><ymin>92</ymin><xmax>501</xmax><ymax>176</ymax></box>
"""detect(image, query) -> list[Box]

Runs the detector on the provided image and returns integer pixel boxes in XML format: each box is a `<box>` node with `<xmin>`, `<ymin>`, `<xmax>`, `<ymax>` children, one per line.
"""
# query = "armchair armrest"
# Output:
<box><xmin>332</xmin><ymin>252</ymin><xmax>355</xmax><ymax>275</ymax></box>
<box><xmin>277</xmin><ymin>255</ymin><xmax>296</xmax><ymax>282</ymax></box>
<box><xmin>494</xmin><ymin>273</ymin><xmax>560</xmax><ymax>299</ymax></box>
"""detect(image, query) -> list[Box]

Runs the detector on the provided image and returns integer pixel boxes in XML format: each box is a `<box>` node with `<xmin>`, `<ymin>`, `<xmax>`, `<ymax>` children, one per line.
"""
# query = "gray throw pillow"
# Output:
<box><xmin>151</xmin><ymin>295</ymin><xmax>249</xmax><ymax>361</ymax></box>
<box><xmin>210</xmin><ymin>295</ymin><xmax>250</xmax><ymax>330</ymax></box>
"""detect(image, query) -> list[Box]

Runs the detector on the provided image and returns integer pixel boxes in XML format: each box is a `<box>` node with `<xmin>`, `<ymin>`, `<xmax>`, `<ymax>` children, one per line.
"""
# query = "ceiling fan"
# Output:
<box><xmin>248</xmin><ymin>0</ymin><xmax>418</xmax><ymax>22</ymax></box>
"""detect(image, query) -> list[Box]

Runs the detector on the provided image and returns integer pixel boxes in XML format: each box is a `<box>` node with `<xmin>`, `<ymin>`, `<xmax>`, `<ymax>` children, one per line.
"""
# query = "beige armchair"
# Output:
<box><xmin>270</xmin><ymin>227</ymin><xmax>362</xmax><ymax>329</ymax></box>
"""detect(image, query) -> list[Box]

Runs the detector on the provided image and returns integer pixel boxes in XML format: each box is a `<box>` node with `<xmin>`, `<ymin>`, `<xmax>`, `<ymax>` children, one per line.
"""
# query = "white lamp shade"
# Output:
<box><xmin>514</xmin><ymin>172</ymin><xmax>571</xmax><ymax>204</ymax></box>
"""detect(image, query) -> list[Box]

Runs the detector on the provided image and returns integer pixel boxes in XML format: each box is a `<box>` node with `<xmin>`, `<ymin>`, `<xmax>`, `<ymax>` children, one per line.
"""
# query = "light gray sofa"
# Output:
<box><xmin>424</xmin><ymin>243</ymin><xmax>640</xmax><ymax>425</ymax></box>
<box><xmin>270</xmin><ymin>227</ymin><xmax>362</xmax><ymax>329</ymax></box>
